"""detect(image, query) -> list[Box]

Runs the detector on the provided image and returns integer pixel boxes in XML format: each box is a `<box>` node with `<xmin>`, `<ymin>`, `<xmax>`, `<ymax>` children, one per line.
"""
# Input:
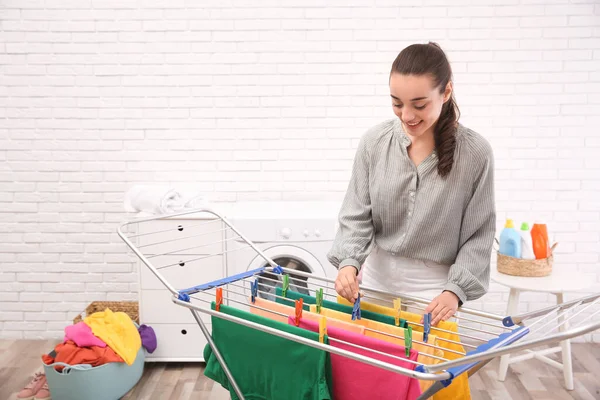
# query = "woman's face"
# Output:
<box><xmin>389</xmin><ymin>73</ymin><xmax>452</xmax><ymax>141</ymax></box>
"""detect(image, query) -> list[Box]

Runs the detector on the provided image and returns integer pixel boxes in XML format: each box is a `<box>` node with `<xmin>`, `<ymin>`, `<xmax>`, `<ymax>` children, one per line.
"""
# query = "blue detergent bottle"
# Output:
<box><xmin>499</xmin><ymin>218</ymin><xmax>522</xmax><ymax>258</ymax></box>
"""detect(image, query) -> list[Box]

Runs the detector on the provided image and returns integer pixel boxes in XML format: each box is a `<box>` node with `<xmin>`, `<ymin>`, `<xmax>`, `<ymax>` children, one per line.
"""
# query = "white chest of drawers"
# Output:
<box><xmin>135</xmin><ymin>214</ymin><xmax>227</xmax><ymax>362</ymax></box>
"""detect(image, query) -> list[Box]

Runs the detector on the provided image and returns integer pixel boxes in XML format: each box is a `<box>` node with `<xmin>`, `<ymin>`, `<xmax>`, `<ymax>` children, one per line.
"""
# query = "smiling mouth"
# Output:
<box><xmin>405</xmin><ymin>121</ymin><xmax>422</xmax><ymax>127</ymax></box>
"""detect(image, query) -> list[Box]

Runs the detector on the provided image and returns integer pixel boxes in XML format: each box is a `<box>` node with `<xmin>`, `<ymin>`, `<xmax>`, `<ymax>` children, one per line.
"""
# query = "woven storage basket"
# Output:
<box><xmin>496</xmin><ymin>243</ymin><xmax>558</xmax><ymax>277</ymax></box>
<box><xmin>73</xmin><ymin>301</ymin><xmax>139</xmax><ymax>324</ymax></box>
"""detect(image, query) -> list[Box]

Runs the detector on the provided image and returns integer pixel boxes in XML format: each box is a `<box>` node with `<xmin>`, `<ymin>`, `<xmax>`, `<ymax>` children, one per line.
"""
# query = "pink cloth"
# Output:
<box><xmin>288</xmin><ymin>316</ymin><xmax>422</xmax><ymax>400</ymax></box>
<box><xmin>64</xmin><ymin>322</ymin><xmax>107</xmax><ymax>348</ymax></box>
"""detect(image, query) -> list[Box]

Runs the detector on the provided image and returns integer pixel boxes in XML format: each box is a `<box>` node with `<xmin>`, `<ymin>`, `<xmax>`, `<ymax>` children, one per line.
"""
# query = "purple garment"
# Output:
<box><xmin>64</xmin><ymin>322</ymin><xmax>107</xmax><ymax>348</ymax></box>
<box><xmin>138</xmin><ymin>324</ymin><xmax>157</xmax><ymax>353</ymax></box>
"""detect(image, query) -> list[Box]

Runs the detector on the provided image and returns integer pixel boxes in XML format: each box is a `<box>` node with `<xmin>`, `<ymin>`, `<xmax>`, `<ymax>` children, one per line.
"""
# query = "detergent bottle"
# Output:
<box><xmin>499</xmin><ymin>219</ymin><xmax>522</xmax><ymax>258</ymax></box>
<box><xmin>531</xmin><ymin>221</ymin><xmax>549</xmax><ymax>259</ymax></box>
<box><xmin>519</xmin><ymin>222</ymin><xmax>535</xmax><ymax>260</ymax></box>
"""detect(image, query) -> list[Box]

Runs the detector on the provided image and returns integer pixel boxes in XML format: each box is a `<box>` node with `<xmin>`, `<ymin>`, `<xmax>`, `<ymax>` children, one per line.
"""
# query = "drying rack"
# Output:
<box><xmin>118</xmin><ymin>208</ymin><xmax>600</xmax><ymax>400</ymax></box>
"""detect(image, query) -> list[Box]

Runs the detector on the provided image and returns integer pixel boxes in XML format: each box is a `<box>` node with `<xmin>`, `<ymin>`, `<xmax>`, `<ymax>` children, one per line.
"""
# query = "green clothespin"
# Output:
<box><xmin>282</xmin><ymin>275</ymin><xmax>289</xmax><ymax>298</ymax></box>
<box><xmin>316</xmin><ymin>288</ymin><xmax>323</xmax><ymax>314</ymax></box>
<box><xmin>404</xmin><ymin>326</ymin><xmax>412</xmax><ymax>357</ymax></box>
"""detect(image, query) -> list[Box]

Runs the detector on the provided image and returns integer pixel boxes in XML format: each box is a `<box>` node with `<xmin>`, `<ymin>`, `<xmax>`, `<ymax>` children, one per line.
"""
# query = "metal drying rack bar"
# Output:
<box><xmin>118</xmin><ymin>207</ymin><xmax>600</xmax><ymax>400</ymax></box>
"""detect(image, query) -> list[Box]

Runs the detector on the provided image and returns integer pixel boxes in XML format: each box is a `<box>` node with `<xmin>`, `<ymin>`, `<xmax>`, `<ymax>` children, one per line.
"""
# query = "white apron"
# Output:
<box><xmin>359</xmin><ymin>245</ymin><xmax>450</xmax><ymax>303</ymax></box>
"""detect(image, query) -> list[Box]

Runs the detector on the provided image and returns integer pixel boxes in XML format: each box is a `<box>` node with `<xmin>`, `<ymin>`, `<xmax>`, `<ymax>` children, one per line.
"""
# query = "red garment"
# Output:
<box><xmin>289</xmin><ymin>316</ymin><xmax>422</xmax><ymax>400</ymax></box>
<box><xmin>42</xmin><ymin>340</ymin><xmax>124</xmax><ymax>371</ymax></box>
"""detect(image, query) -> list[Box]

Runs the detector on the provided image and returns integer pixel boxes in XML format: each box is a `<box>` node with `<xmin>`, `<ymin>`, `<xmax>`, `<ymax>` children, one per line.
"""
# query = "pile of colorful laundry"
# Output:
<box><xmin>43</xmin><ymin>308</ymin><xmax>156</xmax><ymax>370</ymax></box>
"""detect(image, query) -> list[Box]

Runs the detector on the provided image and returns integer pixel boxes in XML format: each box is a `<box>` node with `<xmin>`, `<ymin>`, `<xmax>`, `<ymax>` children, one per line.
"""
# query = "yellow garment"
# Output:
<box><xmin>250</xmin><ymin>297</ymin><xmax>365</xmax><ymax>334</ymax></box>
<box><xmin>83</xmin><ymin>309</ymin><xmax>141</xmax><ymax>365</ymax></box>
<box><xmin>337</xmin><ymin>295</ymin><xmax>400</xmax><ymax>318</ymax></box>
<box><xmin>337</xmin><ymin>295</ymin><xmax>470</xmax><ymax>399</ymax></box>
<box><xmin>401</xmin><ymin>311</ymin><xmax>471</xmax><ymax>400</ymax></box>
<box><xmin>369</xmin><ymin>323</ymin><xmax>445</xmax><ymax>394</ymax></box>
<box><xmin>309</xmin><ymin>305</ymin><xmax>403</xmax><ymax>341</ymax></box>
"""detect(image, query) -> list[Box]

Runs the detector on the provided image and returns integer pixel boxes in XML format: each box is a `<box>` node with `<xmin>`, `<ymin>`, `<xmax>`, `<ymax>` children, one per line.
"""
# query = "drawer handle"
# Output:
<box><xmin>177</xmin><ymin>225</ymin><xmax>184</xmax><ymax>232</ymax></box>
<box><xmin>179</xmin><ymin>261</ymin><xmax>185</xmax><ymax>267</ymax></box>
<box><xmin>181</xmin><ymin>329</ymin><xmax>187</xmax><ymax>335</ymax></box>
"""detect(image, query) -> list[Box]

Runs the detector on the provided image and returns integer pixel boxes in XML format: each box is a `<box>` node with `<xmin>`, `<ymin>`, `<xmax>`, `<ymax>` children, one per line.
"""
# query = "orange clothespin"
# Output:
<box><xmin>294</xmin><ymin>298</ymin><xmax>303</xmax><ymax>327</ymax></box>
<box><xmin>216</xmin><ymin>287</ymin><xmax>223</xmax><ymax>311</ymax></box>
<box><xmin>319</xmin><ymin>316</ymin><xmax>327</xmax><ymax>344</ymax></box>
<box><xmin>393</xmin><ymin>298</ymin><xmax>401</xmax><ymax>327</ymax></box>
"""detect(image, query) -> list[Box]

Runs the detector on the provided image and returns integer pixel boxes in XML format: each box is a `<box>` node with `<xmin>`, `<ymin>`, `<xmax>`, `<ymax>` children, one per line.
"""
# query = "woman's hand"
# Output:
<box><xmin>424</xmin><ymin>291</ymin><xmax>460</xmax><ymax>326</ymax></box>
<box><xmin>335</xmin><ymin>266</ymin><xmax>360</xmax><ymax>304</ymax></box>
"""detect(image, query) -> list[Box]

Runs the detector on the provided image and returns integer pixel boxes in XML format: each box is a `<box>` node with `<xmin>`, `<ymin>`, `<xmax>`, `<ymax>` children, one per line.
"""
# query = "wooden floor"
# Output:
<box><xmin>1</xmin><ymin>339</ymin><xmax>599</xmax><ymax>399</ymax></box>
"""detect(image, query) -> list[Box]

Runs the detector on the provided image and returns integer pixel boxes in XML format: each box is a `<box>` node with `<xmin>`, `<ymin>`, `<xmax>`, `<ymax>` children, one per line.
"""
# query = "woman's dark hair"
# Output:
<box><xmin>390</xmin><ymin>42</ymin><xmax>459</xmax><ymax>178</ymax></box>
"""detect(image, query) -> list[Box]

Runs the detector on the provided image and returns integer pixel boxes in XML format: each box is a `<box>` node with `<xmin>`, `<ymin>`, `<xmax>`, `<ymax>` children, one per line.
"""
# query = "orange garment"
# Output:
<box><xmin>337</xmin><ymin>295</ymin><xmax>469</xmax><ymax>398</ymax></box>
<box><xmin>308</xmin><ymin>305</ymin><xmax>399</xmax><ymax>339</ymax></box>
<box><xmin>249</xmin><ymin>297</ymin><xmax>364</xmax><ymax>334</ymax></box>
<box><xmin>42</xmin><ymin>340</ymin><xmax>124</xmax><ymax>372</ymax></box>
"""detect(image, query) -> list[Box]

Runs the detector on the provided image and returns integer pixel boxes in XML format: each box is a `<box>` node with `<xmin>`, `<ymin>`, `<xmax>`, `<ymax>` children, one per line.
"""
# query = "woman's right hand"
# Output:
<box><xmin>335</xmin><ymin>266</ymin><xmax>360</xmax><ymax>304</ymax></box>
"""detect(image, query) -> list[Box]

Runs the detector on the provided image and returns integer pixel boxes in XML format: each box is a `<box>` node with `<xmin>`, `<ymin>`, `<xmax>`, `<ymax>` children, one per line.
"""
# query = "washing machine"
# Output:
<box><xmin>225</xmin><ymin>201</ymin><xmax>341</xmax><ymax>304</ymax></box>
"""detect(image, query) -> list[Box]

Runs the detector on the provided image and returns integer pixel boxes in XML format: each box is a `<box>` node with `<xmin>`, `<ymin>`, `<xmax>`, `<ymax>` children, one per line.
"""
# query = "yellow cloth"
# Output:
<box><xmin>250</xmin><ymin>297</ymin><xmax>365</xmax><ymax>334</ymax></box>
<box><xmin>401</xmin><ymin>311</ymin><xmax>471</xmax><ymax>400</ymax></box>
<box><xmin>310</xmin><ymin>304</ymin><xmax>392</xmax><ymax>336</ymax></box>
<box><xmin>337</xmin><ymin>295</ymin><xmax>470</xmax><ymax>399</ymax></box>
<box><xmin>83</xmin><ymin>309</ymin><xmax>141</xmax><ymax>365</ymax></box>
<box><xmin>337</xmin><ymin>295</ymin><xmax>401</xmax><ymax>318</ymax></box>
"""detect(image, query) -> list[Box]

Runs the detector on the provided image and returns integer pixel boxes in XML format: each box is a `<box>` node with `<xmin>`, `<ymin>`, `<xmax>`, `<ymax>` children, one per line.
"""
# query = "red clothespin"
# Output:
<box><xmin>294</xmin><ymin>298</ymin><xmax>303</xmax><ymax>327</ymax></box>
<box><xmin>216</xmin><ymin>287</ymin><xmax>223</xmax><ymax>311</ymax></box>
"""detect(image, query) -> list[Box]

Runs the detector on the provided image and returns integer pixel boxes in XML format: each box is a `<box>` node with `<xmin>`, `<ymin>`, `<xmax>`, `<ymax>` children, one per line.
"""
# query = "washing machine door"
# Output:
<box><xmin>247</xmin><ymin>245</ymin><xmax>325</xmax><ymax>301</ymax></box>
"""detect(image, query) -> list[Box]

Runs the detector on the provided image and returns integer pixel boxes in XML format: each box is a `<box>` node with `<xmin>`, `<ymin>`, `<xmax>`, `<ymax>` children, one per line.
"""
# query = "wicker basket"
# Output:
<box><xmin>496</xmin><ymin>243</ymin><xmax>558</xmax><ymax>277</ymax></box>
<box><xmin>73</xmin><ymin>301</ymin><xmax>139</xmax><ymax>325</ymax></box>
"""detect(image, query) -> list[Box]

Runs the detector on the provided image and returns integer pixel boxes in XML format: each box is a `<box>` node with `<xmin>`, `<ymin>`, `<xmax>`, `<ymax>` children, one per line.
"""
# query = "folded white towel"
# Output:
<box><xmin>124</xmin><ymin>185</ymin><xmax>207</xmax><ymax>215</ymax></box>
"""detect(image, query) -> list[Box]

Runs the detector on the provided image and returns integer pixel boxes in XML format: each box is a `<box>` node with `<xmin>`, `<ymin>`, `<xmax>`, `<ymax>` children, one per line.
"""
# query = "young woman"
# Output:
<box><xmin>328</xmin><ymin>42</ymin><xmax>496</xmax><ymax>326</ymax></box>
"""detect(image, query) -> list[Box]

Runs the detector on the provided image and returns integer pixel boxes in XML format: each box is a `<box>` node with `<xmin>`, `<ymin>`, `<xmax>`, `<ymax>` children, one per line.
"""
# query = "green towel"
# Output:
<box><xmin>204</xmin><ymin>302</ymin><xmax>333</xmax><ymax>400</ymax></box>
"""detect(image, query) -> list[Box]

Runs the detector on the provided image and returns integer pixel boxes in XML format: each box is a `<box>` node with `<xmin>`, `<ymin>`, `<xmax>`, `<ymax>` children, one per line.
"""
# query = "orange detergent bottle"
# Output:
<box><xmin>531</xmin><ymin>221</ymin><xmax>549</xmax><ymax>259</ymax></box>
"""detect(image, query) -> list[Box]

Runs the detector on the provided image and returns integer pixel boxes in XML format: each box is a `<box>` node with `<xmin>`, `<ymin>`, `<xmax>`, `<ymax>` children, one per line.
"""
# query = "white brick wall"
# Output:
<box><xmin>1</xmin><ymin>1</ymin><xmax>599</xmax><ymax>343</ymax></box>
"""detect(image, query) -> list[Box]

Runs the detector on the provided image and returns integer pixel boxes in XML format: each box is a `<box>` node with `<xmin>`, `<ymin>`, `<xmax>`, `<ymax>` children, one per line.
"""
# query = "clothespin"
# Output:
<box><xmin>319</xmin><ymin>316</ymin><xmax>327</xmax><ymax>344</ymax></box>
<box><xmin>393</xmin><ymin>298</ymin><xmax>401</xmax><ymax>327</ymax></box>
<box><xmin>404</xmin><ymin>326</ymin><xmax>412</xmax><ymax>357</ymax></box>
<box><xmin>351</xmin><ymin>293</ymin><xmax>361</xmax><ymax>320</ymax></box>
<box><xmin>294</xmin><ymin>298</ymin><xmax>303</xmax><ymax>327</ymax></box>
<box><xmin>316</xmin><ymin>288</ymin><xmax>323</xmax><ymax>314</ymax></box>
<box><xmin>216</xmin><ymin>287</ymin><xmax>223</xmax><ymax>312</ymax></box>
<box><xmin>282</xmin><ymin>275</ymin><xmax>289</xmax><ymax>298</ymax></box>
<box><xmin>423</xmin><ymin>313</ymin><xmax>431</xmax><ymax>343</ymax></box>
<box><xmin>250</xmin><ymin>279</ymin><xmax>258</xmax><ymax>303</ymax></box>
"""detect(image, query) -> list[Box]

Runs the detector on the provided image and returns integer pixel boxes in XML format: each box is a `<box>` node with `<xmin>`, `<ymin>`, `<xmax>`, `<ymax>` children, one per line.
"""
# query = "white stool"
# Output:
<box><xmin>491</xmin><ymin>267</ymin><xmax>592</xmax><ymax>391</ymax></box>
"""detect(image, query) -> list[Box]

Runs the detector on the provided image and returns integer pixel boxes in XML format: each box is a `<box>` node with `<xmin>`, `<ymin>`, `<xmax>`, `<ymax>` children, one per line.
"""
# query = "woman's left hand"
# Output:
<box><xmin>423</xmin><ymin>291</ymin><xmax>460</xmax><ymax>326</ymax></box>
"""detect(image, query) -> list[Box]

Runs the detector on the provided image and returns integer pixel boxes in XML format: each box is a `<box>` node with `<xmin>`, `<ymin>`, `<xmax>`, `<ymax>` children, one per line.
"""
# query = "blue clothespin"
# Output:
<box><xmin>316</xmin><ymin>288</ymin><xmax>323</xmax><ymax>314</ymax></box>
<box><xmin>351</xmin><ymin>293</ymin><xmax>362</xmax><ymax>321</ymax></box>
<box><xmin>423</xmin><ymin>313</ymin><xmax>431</xmax><ymax>343</ymax></box>
<box><xmin>250</xmin><ymin>279</ymin><xmax>258</xmax><ymax>303</ymax></box>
